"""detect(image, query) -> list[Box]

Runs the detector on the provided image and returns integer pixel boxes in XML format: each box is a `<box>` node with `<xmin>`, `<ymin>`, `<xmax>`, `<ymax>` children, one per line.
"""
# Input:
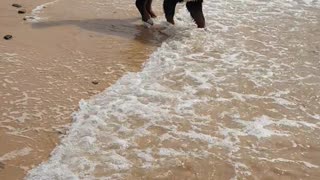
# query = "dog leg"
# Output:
<box><xmin>186</xmin><ymin>0</ymin><xmax>205</xmax><ymax>28</ymax></box>
<box><xmin>163</xmin><ymin>0</ymin><xmax>179</xmax><ymax>25</ymax></box>
<box><xmin>136</xmin><ymin>0</ymin><xmax>153</xmax><ymax>25</ymax></box>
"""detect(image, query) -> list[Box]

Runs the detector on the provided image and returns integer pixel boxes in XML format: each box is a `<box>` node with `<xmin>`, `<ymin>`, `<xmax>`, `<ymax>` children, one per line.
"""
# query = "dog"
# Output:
<box><xmin>135</xmin><ymin>0</ymin><xmax>205</xmax><ymax>28</ymax></box>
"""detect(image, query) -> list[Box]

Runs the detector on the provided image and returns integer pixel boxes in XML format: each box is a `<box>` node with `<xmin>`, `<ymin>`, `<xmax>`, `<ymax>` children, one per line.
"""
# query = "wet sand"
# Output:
<box><xmin>0</xmin><ymin>0</ymin><xmax>165</xmax><ymax>179</ymax></box>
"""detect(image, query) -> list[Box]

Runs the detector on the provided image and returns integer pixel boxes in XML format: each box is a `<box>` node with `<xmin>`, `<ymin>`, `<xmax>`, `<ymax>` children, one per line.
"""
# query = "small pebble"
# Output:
<box><xmin>12</xmin><ymin>3</ymin><xmax>22</xmax><ymax>8</ymax></box>
<box><xmin>18</xmin><ymin>9</ymin><xmax>26</xmax><ymax>14</ymax></box>
<box><xmin>3</xmin><ymin>35</ymin><xmax>13</xmax><ymax>40</ymax></box>
<box><xmin>92</xmin><ymin>80</ymin><xmax>99</xmax><ymax>85</ymax></box>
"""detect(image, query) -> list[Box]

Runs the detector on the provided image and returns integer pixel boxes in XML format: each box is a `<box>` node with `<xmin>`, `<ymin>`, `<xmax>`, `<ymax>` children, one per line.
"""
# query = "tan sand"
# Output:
<box><xmin>0</xmin><ymin>0</ymin><xmax>166</xmax><ymax>179</ymax></box>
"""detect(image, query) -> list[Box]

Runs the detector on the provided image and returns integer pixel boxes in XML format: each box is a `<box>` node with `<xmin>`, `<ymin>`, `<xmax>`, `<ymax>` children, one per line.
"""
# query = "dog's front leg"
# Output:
<box><xmin>186</xmin><ymin>0</ymin><xmax>205</xmax><ymax>28</ymax></box>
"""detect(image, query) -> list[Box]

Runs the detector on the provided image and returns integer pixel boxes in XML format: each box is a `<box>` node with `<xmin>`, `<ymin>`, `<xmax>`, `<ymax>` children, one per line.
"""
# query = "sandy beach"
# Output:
<box><xmin>2</xmin><ymin>0</ymin><xmax>320</xmax><ymax>179</ymax></box>
<box><xmin>0</xmin><ymin>0</ymin><xmax>165</xmax><ymax>179</ymax></box>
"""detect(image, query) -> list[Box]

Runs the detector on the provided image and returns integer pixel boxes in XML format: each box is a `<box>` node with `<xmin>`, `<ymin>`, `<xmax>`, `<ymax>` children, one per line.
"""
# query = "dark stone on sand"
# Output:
<box><xmin>18</xmin><ymin>9</ymin><xmax>26</xmax><ymax>14</ymax></box>
<box><xmin>0</xmin><ymin>162</ymin><xmax>5</xmax><ymax>170</ymax></box>
<box><xmin>12</xmin><ymin>3</ymin><xmax>22</xmax><ymax>8</ymax></box>
<box><xmin>4</xmin><ymin>35</ymin><xmax>13</xmax><ymax>40</ymax></box>
<box><xmin>92</xmin><ymin>80</ymin><xmax>99</xmax><ymax>85</ymax></box>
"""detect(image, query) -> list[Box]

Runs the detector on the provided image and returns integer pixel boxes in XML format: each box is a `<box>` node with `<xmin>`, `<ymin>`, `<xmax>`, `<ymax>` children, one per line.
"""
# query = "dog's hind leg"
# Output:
<box><xmin>186</xmin><ymin>0</ymin><xmax>205</xmax><ymax>28</ymax></box>
<box><xmin>136</xmin><ymin>0</ymin><xmax>153</xmax><ymax>24</ymax></box>
<box><xmin>163</xmin><ymin>0</ymin><xmax>179</xmax><ymax>25</ymax></box>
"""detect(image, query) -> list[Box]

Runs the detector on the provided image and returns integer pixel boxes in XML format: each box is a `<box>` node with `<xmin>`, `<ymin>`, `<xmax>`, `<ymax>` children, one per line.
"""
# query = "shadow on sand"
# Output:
<box><xmin>31</xmin><ymin>18</ymin><xmax>169</xmax><ymax>46</ymax></box>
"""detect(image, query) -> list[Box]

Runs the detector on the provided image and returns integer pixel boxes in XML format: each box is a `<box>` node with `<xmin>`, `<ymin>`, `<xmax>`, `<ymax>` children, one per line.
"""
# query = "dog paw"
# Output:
<box><xmin>149</xmin><ymin>11</ymin><xmax>157</xmax><ymax>18</ymax></box>
<box><xmin>143</xmin><ymin>19</ymin><xmax>154</xmax><ymax>28</ymax></box>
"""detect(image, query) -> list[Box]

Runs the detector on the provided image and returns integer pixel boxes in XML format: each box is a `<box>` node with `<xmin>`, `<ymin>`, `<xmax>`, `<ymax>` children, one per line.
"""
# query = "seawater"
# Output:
<box><xmin>26</xmin><ymin>0</ymin><xmax>320</xmax><ymax>179</ymax></box>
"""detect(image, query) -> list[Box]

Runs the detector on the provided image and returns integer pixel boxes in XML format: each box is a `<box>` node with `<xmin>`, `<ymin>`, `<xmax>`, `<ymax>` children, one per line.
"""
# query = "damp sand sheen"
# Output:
<box><xmin>1</xmin><ymin>0</ymin><xmax>320</xmax><ymax>179</ymax></box>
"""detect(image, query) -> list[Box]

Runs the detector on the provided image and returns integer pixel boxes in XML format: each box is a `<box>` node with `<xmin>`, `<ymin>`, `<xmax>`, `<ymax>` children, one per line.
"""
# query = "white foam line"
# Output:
<box><xmin>26</xmin><ymin>0</ymin><xmax>60</xmax><ymax>22</ymax></box>
<box><xmin>234</xmin><ymin>115</ymin><xmax>319</xmax><ymax>139</ymax></box>
<box><xmin>0</xmin><ymin>147</ymin><xmax>32</xmax><ymax>162</ymax></box>
<box><xmin>258</xmin><ymin>157</ymin><xmax>319</xmax><ymax>169</ymax></box>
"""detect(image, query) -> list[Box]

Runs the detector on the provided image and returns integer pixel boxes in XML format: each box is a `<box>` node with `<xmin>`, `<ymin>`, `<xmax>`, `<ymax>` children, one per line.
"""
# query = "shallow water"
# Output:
<box><xmin>26</xmin><ymin>0</ymin><xmax>320</xmax><ymax>179</ymax></box>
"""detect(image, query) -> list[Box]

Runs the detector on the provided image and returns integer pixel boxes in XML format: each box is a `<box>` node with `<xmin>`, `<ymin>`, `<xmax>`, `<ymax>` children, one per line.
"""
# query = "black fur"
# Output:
<box><xmin>136</xmin><ymin>0</ymin><xmax>205</xmax><ymax>28</ymax></box>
